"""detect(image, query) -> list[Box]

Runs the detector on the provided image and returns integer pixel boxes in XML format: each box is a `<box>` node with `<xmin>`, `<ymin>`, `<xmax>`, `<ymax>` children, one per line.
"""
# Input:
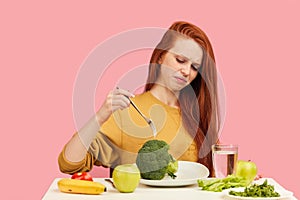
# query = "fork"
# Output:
<box><xmin>126</xmin><ymin>96</ymin><xmax>157</xmax><ymax>137</ymax></box>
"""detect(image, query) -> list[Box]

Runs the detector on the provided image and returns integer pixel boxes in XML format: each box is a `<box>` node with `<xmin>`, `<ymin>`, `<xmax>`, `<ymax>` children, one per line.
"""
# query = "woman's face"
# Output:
<box><xmin>157</xmin><ymin>37</ymin><xmax>203</xmax><ymax>93</ymax></box>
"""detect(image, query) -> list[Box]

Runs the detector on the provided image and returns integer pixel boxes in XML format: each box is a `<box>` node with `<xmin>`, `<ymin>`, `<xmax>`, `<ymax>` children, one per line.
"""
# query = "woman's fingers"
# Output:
<box><xmin>114</xmin><ymin>87</ymin><xmax>135</xmax><ymax>98</ymax></box>
<box><xmin>96</xmin><ymin>88</ymin><xmax>134</xmax><ymax>125</ymax></box>
<box><xmin>111</xmin><ymin>98</ymin><xmax>130</xmax><ymax>110</ymax></box>
<box><xmin>110</xmin><ymin>87</ymin><xmax>135</xmax><ymax>111</ymax></box>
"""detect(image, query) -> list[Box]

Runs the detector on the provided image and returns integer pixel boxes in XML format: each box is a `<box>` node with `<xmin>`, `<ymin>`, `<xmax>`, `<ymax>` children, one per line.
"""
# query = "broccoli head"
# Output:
<box><xmin>136</xmin><ymin>139</ymin><xmax>178</xmax><ymax>180</ymax></box>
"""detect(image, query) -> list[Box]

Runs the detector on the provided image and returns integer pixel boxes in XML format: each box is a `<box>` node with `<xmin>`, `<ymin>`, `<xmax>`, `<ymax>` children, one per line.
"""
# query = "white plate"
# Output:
<box><xmin>224</xmin><ymin>178</ymin><xmax>294</xmax><ymax>200</ymax></box>
<box><xmin>139</xmin><ymin>161</ymin><xmax>209</xmax><ymax>186</ymax></box>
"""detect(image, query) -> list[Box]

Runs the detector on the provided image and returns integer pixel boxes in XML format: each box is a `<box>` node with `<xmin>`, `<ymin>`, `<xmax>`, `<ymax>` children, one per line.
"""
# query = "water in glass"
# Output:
<box><xmin>212</xmin><ymin>144</ymin><xmax>238</xmax><ymax>178</ymax></box>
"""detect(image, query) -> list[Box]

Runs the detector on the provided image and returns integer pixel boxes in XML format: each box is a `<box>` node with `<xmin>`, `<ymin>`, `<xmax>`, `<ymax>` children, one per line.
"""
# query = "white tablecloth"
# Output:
<box><xmin>42</xmin><ymin>178</ymin><xmax>297</xmax><ymax>200</ymax></box>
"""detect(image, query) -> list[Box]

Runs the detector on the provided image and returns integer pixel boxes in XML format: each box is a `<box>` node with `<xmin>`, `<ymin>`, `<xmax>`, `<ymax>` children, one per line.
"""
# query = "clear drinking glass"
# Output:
<box><xmin>212</xmin><ymin>144</ymin><xmax>238</xmax><ymax>178</ymax></box>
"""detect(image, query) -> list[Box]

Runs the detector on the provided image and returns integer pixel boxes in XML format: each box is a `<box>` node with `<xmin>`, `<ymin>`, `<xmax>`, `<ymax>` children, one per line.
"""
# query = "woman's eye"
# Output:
<box><xmin>176</xmin><ymin>58</ymin><xmax>185</xmax><ymax>63</ymax></box>
<box><xmin>191</xmin><ymin>65</ymin><xmax>199</xmax><ymax>70</ymax></box>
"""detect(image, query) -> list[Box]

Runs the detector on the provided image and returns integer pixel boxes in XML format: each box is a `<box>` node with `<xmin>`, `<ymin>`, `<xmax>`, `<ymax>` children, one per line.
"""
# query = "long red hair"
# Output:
<box><xmin>145</xmin><ymin>21</ymin><xmax>220</xmax><ymax>176</ymax></box>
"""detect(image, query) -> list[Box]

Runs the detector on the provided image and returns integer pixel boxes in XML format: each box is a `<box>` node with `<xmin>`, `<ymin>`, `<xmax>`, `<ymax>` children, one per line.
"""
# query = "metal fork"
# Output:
<box><xmin>125</xmin><ymin>96</ymin><xmax>157</xmax><ymax>137</ymax></box>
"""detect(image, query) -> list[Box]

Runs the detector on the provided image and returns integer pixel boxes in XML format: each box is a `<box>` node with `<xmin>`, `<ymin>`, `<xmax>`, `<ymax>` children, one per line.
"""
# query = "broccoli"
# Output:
<box><xmin>136</xmin><ymin>139</ymin><xmax>178</xmax><ymax>180</ymax></box>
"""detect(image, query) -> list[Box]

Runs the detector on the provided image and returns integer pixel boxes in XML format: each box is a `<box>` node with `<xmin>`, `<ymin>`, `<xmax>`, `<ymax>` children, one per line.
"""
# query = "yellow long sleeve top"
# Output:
<box><xmin>58</xmin><ymin>91</ymin><xmax>198</xmax><ymax>174</ymax></box>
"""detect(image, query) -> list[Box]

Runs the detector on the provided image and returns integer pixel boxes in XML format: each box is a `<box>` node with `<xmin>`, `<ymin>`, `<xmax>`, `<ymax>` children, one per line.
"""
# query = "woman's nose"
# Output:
<box><xmin>180</xmin><ymin>64</ymin><xmax>191</xmax><ymax>76</ymax></box>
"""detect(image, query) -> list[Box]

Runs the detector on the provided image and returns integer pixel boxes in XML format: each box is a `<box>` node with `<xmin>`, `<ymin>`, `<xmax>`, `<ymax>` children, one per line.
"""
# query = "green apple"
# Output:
<box><xmin>235</xmin><ymin>160</ymin><xmax>257</xmax><ymax>184</ymax></box>
<box><xmin>112</xmin><ymin>164</ymin><xmax>141</xmax><ymax>193</ymax></box>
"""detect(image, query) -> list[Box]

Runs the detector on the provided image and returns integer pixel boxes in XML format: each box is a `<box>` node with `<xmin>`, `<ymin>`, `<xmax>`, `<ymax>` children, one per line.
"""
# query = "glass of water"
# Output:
<box><xmin>212</xmin><ymin>144</ymin><xmax>238</xmax><ymax>178</ymax></box>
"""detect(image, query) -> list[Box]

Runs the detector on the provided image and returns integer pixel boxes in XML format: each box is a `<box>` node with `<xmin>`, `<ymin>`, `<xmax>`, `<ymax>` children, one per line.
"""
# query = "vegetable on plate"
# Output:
<box><xmin>136</xmin><ymin>139</ymin><xmax>178</xmax><ymax>180</ymax></box>
<box><xmin>229</xmin><ymin>179</ymin><xmax>280</xmax><ymax>197</ymax></box>
<box><xmin>198</xmin><ymin>175</ymin><xmax>249</xmax><ymax>192</ymax></box>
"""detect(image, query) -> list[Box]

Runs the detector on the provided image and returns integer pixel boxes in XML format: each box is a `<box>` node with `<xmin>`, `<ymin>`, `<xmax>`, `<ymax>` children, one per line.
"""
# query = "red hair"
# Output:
<box><xmin>145</xmin><ymin>21</ymin><xmax>220</xmax><ymax>176</ymax></box>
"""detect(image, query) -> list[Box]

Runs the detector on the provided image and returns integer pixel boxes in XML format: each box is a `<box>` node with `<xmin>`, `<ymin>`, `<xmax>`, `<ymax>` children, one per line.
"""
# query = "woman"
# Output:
<box><xmin>58</xmin><ymin>21</ymin><xmax>220</xmax><ymax>177</ymax></box>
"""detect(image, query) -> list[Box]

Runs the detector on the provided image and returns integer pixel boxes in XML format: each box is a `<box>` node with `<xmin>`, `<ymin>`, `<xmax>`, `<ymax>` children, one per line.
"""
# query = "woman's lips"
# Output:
<box><xmin>174</xmin><ymin>76</ymin><xmax>187</xmax><ymax>84</ymax></box>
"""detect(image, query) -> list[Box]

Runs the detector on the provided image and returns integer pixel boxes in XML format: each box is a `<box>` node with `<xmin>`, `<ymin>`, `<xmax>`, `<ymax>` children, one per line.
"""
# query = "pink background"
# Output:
<box><xmin>1</xmin><ymin>0</ymin><xmax>299</xmax><ymax>199</ymax></box>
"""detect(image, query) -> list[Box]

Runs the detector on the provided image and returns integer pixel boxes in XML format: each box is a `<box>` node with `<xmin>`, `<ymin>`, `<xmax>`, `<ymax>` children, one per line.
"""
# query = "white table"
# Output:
<box><xmin>42</xmin><ymin>178</ymin><xmax>297</xmax><ymax>200</ymax></box>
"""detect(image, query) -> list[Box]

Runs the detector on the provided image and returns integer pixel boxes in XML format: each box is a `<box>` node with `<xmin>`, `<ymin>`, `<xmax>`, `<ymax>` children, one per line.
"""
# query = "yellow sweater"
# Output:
<box><xmin>58</xmin><ymin>91</ymin><xmax>198</xmax><ymax>174</ymax></box>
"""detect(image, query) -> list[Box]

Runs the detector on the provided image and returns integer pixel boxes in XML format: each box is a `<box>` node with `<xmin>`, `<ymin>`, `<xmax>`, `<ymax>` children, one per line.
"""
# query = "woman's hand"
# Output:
<box><xmin>96</xmin><ymin>88</ymin><xmax>134</xmax><ymax>126</ymax></box>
